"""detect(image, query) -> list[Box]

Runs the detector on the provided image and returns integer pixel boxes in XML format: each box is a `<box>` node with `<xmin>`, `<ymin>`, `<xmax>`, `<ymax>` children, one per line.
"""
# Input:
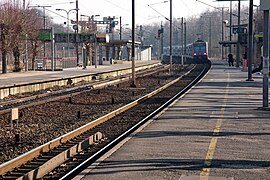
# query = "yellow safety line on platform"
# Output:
<box><xmin>200</xmin><ymin>72</ymin><xmax>230</xmax><ymax>180</ymax></box>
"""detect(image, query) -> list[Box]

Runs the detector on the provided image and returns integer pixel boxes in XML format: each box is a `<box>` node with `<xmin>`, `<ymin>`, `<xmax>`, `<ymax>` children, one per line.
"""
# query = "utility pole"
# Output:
<box><xmin>51</xmin><ymin>27</ymin><xmax>55</xmax><ymax>71</ymax></box>
<box><xmin>209</xmin><ymin>16</ymin><xmax>212</xmax><ymax>58</ymax></box>
<box><xmin>184</xmin><ymin>20</ymin><xmax>187</xmax><ymax>63</ymax></box>
<box><xmin>75</xmin><ymin>0</ymin><xmax>79</xmax><ymax>66</ymax></box>
<box><xmin>236</xmin><ymin>0</ymin><xmax>241</xmax><ymax>67</ymax></box>
<box><xmin>131</xmin><ymin>0</ymin><xmax>136</xmax><ymax>87</ymax></box>
<box><xmin>25</xmin><ymin>34</ymin><xmax>28</xmax><ymax>71</ymax></box>
<box><xmin>140</xmin><ymin>25</ymin><xmax>143</xmax><ymax>46</ymax></box>
<box><xmin>43</xmin><ymin>7</ymin><xmax>46</xmax><ymax>57</ymax></box>
<box><xmin>221</xmin><ymin>7</ymin><xmax>224</xmax><ymax>60</ymax></box>
<box><xmin>0</xmin><ymin>23</ymin><xmax>7</xmax><ymax>74</ymax></box>
<box><xmin>139</xmin><ymin>25</ymin><xmax>143</xmax><ymax>60</ymax></box>
<box><xmin>160</xmin><ymin>23</ymin><xmax>164</xmax><ymax>60</ymax></box>
<box><xmin>169</xmin><ymin>0</ymin><xmax>172</xmax><ymax>70</ymax></box>
<box><xmin>119</xmin><ymin>16</ymin><xmax>122</xmax><ymax>40</ymax></box>
<box><xmin>181</xmin><ymin>17</ymin><xmax>184</xmax><ymax>65</ymax></box>
<box><xmin>247</xmin><ymin>0</ymin><xmax>253</xmax><ymax>81</ymax></box>
<box><xmin>157</xmin><ymin>35</ymin><xmax>160</xmax><ymax>60</ymax></box>
<box><xmin>110</xmin><ymin>17</ymin><xmax>116</xmax><ymax>60</ymax></box>
<box><xmin>229</xmin><ymin>1</ymin><xmax>232</xmax><ymax>54</ymax></box>
<box><xmin>94</xmin><ymin>34</ymin><xmax>97</xmax><ymax>68</ymax></box>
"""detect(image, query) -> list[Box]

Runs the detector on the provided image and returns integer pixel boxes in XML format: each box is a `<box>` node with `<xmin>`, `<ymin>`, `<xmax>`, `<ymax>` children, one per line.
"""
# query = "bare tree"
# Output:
<box><xmin>0</xmin><ymin>0</ymin><xmax>42</xmax><ymax>73</ymax></box>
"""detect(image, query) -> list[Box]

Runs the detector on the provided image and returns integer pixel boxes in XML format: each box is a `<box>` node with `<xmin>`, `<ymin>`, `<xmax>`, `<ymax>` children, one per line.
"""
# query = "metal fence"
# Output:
<box><xmin>35</xmin><ymin>57</ymin><xmax>77</xmax><ymax>70</ymax></box>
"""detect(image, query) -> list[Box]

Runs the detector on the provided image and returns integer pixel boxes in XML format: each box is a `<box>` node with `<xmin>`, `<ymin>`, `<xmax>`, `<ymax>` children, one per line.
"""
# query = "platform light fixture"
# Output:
<box><xmin>56</xmin><ymin>8</ymin><xmax>78</xmax><ymax>57</ymax></box>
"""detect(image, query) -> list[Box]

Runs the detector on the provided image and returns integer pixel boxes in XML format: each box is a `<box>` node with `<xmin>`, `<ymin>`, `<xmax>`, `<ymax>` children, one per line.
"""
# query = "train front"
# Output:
<box><xmin>193</xmin><ymin>40</ymin><xmax>208</xmax><ymax>63</ymax></box>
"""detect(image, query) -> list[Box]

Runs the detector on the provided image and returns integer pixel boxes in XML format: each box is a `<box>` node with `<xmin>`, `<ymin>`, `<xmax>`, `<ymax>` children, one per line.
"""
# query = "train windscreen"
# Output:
<box><xmin>194</xmin><ymin>43</ymin><xmax>206</xmax><ymax>53</ymax></box>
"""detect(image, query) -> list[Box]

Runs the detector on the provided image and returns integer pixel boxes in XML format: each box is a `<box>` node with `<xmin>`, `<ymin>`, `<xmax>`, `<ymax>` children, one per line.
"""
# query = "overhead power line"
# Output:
<box><xmin>103</xmin><ymin>0</ymin><xmax>130</xmax><ymax>12</ymax></box>
<box><xmin>146</xmin><ymin>4</ymin><xmax>169</xmax><ymax>21</ymax></box>
<box><xmin>195</xmin><ymin>0</ymin><xmax>231</xmax><ymax>16</ymax></box>
<box><xmin>195</xmin><ymin>0</ymin><xmax>222</xmax><ymax>11</ymax></box>
<box><xmin>101</xmin><ymin>0</ymin><xmax>148</xmax><ymax>21</ymax></box>
<box><xmin>180</xmin><ymin>0</ymin><xmax>194</xmax><ymax>14</ymax></box>
<box><xmin>45</xmin><ymin>8</ymin><xmax>67</xmax><ymax>20</ymax></box>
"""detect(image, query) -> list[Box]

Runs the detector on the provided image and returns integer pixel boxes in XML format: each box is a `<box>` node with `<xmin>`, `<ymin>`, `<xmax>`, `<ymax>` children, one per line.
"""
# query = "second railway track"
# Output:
<box><xmin>0</xmin><ymin>64</ymin><xmax>166</xmax><ymax>112</ymax></box>
<box><xmin>0</xmin><ymin>62</ymin><xmax>211</xmax><ymax>179</ymax></box>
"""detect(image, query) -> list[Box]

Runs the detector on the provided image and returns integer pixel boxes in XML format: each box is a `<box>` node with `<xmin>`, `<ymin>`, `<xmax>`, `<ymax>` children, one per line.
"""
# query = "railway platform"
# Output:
<box><xmin>0</xmin><ymin>60</ymin><xmax>159</xmax><ymax>87</ymax></box>
<box><xmin>0</xmin><ymin>60</ymin><xmax>160</xmax><ymax>99</ymax></box>
<box><xmin>75</xmin><ymin>59</ymin><xmax>270</xmax><ymax>180</ymax></box>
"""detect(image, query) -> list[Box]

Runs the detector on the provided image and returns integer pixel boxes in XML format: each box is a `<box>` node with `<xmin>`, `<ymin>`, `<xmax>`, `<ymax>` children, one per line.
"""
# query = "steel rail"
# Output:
<box><xmin>0</xmin><ymin>64</ymin><xmax>182</xmax><ymax>176</ymax></box>
<box><xmin>60</xmin><ymin>62</ymin><xmax>211</xmax><ymax>180</ymax></box>
<box><xmin>0</xmin><ymin>65</ymin><xmax>167</xmax><ymax>116</ymax></box>
<box><xmin>0</xmin><ymin>63</ymin><xmax>208</xmax><ymax>179</ymax></box>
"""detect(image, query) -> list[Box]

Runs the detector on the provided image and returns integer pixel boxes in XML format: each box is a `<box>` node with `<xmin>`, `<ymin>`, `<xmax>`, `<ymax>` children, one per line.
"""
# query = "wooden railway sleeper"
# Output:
<box><xmin>28</xmin><ymin>161</ymin><xmax>45</xmax><ymax>165</ymax></box>
<box><xmin>0</xmin><ymin>64</ymin><xmax>200</xmax><ymax>178</ymax></box>
<box><xmin>22</xmin><ymin>164</ymin><xmax>40</xmax><ymax>169</ymax></box>
<box><xmin>14</xmin><ymin>168</ymin><xmax>33</xmax><ymax>174</ymax></box>
<box><xmin>1</xmin><ymin>176</ymin><xmax>20</xmax><ymax>179</ymax></box>
<box><xmin>11</xmin><ymin>132</ymin><xmax>104</xmax><ymax>180</ymax></box>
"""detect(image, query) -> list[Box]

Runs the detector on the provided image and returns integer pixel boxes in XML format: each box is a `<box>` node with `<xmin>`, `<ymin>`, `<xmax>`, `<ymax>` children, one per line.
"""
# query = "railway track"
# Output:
<box><xmin>0</xmin><ymin>62</ymin><xmax>210</xmax><ymax>179</ymax></box>
<box><xmin>1</xmin><ymin>64</ymin><xmax>187</xmax><ymax>166</ymax></box>
<box><xmin>0</xmin><ymin>64</ymin><xmax>167</xmax><ymax>114</ymax></box>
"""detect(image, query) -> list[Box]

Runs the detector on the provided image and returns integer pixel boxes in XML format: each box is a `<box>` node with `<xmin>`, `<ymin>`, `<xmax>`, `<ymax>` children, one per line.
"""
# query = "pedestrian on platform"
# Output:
<box><xmin>228</xmin><ymin>53</ymin><xmax>234</xmax><ymax>66</ymax></box>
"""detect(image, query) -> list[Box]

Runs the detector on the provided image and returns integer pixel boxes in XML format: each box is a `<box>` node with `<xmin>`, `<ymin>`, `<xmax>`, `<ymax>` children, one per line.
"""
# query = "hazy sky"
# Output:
<box><xmin>26</xmin><ymin>0</ymin><xmax>260</xmax><ymax>27</ymax></box>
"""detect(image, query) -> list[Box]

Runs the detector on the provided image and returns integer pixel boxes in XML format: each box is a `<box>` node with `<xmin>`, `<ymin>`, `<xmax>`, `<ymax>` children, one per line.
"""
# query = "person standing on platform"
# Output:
<box><xmin>228</xmin><ymin>53</ymin><xmax>234</xmax><ymax>66</ymax></box>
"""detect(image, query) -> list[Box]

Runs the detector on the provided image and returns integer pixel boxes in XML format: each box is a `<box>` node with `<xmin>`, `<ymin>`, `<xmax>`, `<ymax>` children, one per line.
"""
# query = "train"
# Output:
<box><xmin>162</xmin><ymin>39</ymin><xmax>208</xmax><ymax>64</ymax></box>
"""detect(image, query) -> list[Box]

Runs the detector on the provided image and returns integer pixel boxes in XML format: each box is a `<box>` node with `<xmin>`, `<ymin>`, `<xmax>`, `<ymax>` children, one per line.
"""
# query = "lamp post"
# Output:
<box><xmin>56</xmin><ymin>8</ymin><xmax>78</xmax><ymax>58</ymax></box>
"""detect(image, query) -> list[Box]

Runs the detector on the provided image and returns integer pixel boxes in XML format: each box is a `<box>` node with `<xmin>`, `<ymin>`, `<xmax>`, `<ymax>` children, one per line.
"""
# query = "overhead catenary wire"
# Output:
<box><xmin>195</xmin><ymin>0</ymin><xmax>231</xmax><ymax>16</ymax></box>
<box><xmin>146</xmin><ymin>3</ymin><xmax>182</xmax><ymax>30</ymax></box>
<box><xmin>147</xmin><ymin>3</ymin><xmax>169</xmax><ymax>21</ymax></box>
<box><xmin>180</xmin><ymin>0</ymin><xmax>194</xmax><ymax>15</ymax></box>
<box><xmin>100</xmin><ymin>0</ymin><xmax>149</xmax><ymax>22</ymax></box>
<box><xmin>45</xmin><ymin>8</ymin><xmax>68</xmax><ymax>20</ymax></box>
<box><xmin>103</xmin><ymin>0</ymin><xmax>130</xmax><ymax>13</ymax></box>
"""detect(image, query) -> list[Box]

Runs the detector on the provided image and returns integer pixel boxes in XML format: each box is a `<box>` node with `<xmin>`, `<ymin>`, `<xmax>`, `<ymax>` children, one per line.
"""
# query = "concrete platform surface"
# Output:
<box><xmin>75</xmin><ymin>60</ymin><xmax>270</xmax><ymax>180</ymax></box>
<box><xmin>0</xmin><ymin>60</ymin><xmax>159</xmax><ymax>87</ymax></box>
